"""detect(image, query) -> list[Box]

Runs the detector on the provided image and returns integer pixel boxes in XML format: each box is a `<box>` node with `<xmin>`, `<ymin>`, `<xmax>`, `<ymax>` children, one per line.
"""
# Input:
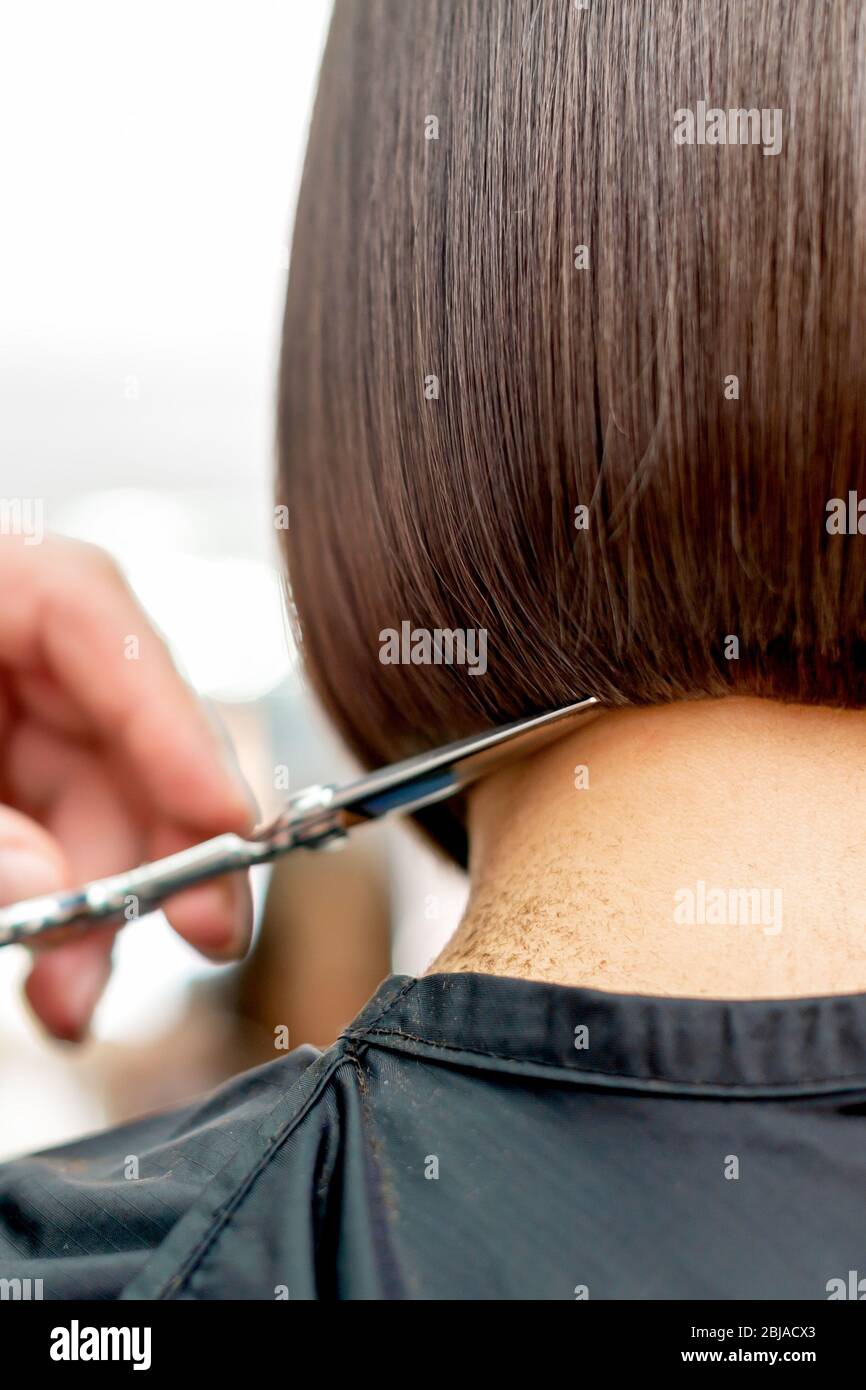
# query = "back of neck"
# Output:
<box><xmin>431</xmin><ymin>698</ymin><xmax>866</xmax><ymax>999</ymax></box>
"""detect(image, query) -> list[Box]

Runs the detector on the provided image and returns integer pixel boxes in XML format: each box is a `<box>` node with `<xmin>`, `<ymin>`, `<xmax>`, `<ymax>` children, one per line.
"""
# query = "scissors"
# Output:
<box><xmin>0</xmin><ymin>696</ymin><xmax>600</xmax><ymax>948</ymax></box>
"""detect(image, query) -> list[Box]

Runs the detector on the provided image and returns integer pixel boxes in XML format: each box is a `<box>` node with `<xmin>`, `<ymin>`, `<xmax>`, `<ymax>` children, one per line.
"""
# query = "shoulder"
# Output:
<box><xmin>0</xmin><ymin>1041</ymin><xmax>330</xmax><ymax>1300</ymax></box>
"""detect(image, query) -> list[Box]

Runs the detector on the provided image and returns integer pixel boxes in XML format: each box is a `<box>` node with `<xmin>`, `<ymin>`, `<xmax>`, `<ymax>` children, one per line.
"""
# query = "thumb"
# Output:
<box><xmin>0</xmin><ymin>807</ymin><xmax>112</xmax><ymax>1043</ymax></box>
<box><xmin>0</xmin><ymin>804</ymin><xmax>67</xmax><ymax>905</ymax></box>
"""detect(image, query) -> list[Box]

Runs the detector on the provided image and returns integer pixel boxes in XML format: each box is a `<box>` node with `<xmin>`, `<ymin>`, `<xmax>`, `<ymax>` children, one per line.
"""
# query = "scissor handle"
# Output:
<box><xmin>0</xmin><ymin>783</ymin><xmax>349</xmax><ymax>948</ymax></box>
<box><xmin>0</xmin><ymin>832</ymin><xmax>266</xmax><ymax>947</ymax></box>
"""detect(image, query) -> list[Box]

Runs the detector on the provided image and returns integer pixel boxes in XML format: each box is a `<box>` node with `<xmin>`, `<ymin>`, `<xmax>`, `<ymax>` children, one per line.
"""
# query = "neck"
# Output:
<box><xmin>430</xmin><ymin>697</ymin><xmax>866</xmax><ymax>999</ymax></box>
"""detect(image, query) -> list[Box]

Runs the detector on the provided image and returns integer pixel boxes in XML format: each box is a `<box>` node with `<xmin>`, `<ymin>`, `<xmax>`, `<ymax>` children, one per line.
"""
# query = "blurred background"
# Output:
<box><xmin>0</xmin><ymin>0</ymin><xmax>467</xmax><ymax>1159</ymax></box>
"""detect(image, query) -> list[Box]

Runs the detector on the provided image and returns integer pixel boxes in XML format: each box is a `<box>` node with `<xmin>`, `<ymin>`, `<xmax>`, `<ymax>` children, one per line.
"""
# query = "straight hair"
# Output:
<box><xmin>279</xmin><ymin>0</ymin><xmax>866</xmax><ymax>865</ymax></box>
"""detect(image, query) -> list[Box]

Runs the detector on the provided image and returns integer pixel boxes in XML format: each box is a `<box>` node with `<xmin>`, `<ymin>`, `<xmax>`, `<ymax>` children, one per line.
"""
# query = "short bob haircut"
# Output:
<box><xmin>278</xmin><ymin>0</ymin><xmax>866</xmax><ymax>866</ymax></box>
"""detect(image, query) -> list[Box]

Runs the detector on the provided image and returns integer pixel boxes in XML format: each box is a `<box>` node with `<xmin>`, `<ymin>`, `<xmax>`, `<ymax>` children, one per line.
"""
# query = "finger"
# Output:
<box><xmin>7</xmin><ymin>720</ymin><xmax>252</xmax><ymax>973</ymax></box>
<box><xmin>10</xmin><ymin>669</ymin><xmax>93</xmax><ymax>740</ymax></box>
<box><xmin>0</xmin><ymin>535</ymin><xmax>256</xmax><ymax>834</ymax></box>
<box><xmin>24</xmin><ymin>928</ymin><xmax>115</xmax><ymax>1044</ymax></box>
<box><xmin>0</xmin><ymin>802</ymin><xmax>111</xmax><ymax>1044</ymax></box>
<box><xmin>5</xmin><ymin>720</ymin><xmax>144</xmax><ymax>870</ymax></box>
<box><xmin>0</xmin><ymin>802</ymin><xmax>67</xmax><ymax>906</ymax></box>
<box><xmin>150</xmin><ymin>822</ymin><xmax>254</xmax><ymax>961</ymax></box>
<box><xmin>12</xmin><ymin>725</ymin><xmax>254</xmax><ymax>961</ymax></box>
<box><xmin>4</xmin><ymin>724</ymin><xmax>146</xmax><ymax>1039</ymax></box>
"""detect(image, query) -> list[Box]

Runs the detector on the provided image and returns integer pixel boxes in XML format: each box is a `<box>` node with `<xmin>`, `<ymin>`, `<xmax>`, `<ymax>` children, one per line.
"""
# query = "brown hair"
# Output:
<box><xmin>278</xmin><ymin>0</ymin><xmax>866</xmax><ymax>865</ymax></box>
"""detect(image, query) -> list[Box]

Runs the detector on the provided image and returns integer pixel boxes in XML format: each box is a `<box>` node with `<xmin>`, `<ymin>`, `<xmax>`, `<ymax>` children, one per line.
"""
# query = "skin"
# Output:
<box><xmin>432</xmin><ymin>697</ymin><xmax>866</xmax><ymax>999</ymax></box>
<box><xmin>0</xmin><ymin>533</ymin><xmax>255</xmax><ymax>1041</ymax></box>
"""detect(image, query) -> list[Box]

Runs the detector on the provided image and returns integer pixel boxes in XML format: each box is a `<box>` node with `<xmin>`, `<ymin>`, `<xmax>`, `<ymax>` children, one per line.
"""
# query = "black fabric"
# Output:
<box><xmin>3</xmin><ymin>972</ymin><xmax>866</xmax><ymax>1299</ymax></box>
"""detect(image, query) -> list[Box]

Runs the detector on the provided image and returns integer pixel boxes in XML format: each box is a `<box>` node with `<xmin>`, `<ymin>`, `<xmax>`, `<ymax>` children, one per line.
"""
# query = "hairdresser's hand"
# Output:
<box><xmin>0</xmin><ymin>532</ymin><xmax>256</xmax><ymax>1041</ymax></box>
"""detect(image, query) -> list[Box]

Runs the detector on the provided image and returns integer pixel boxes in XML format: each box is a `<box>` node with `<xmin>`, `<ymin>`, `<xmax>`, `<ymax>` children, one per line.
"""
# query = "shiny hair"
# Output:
<box><xmin>278</xmin><ymin>0</ymin><xmax>866</xmax><ymax>865</ymax></box>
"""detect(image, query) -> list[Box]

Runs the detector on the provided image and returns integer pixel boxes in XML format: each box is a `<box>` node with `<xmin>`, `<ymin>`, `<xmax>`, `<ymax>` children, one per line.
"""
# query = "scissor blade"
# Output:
<box><xmin>326</xmin><ymin>697</ymin><xmax>600</xmax><ymax>827</ymax></box>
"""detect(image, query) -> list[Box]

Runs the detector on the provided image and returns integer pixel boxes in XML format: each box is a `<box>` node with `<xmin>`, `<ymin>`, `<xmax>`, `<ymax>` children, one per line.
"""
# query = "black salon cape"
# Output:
<box><xmin>2</xmin><ymin>971</ymin><xmax>866</xmax><ymax>1300</ymax></box>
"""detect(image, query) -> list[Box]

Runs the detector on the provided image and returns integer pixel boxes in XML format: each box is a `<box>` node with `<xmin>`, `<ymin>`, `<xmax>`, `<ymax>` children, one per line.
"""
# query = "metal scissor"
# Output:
<box><xmin>0</xmin><ymin>696</ymin><xmax>600</xmax><ymax>947</ymax></box>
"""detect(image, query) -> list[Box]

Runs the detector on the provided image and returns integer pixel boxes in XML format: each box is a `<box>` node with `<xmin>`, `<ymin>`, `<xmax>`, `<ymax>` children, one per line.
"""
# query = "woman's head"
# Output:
<box><xmin>278</xmin><ymin>0</ymin><xmax>866</xmax><ymax>863</ymax></box>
